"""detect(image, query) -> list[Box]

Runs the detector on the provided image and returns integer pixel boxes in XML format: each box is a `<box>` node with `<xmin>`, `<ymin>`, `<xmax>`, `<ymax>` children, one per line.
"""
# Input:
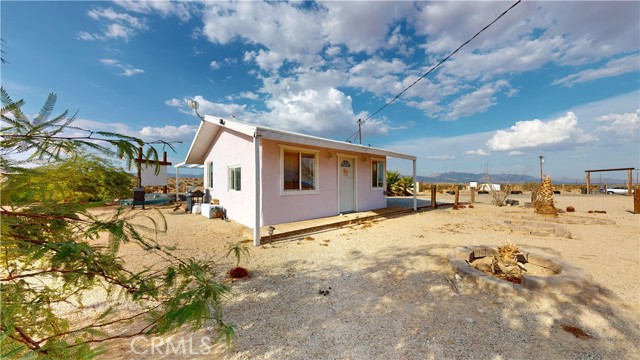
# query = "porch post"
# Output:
<box><xmin>175</xmin><ymin>166</ymin><xmax>179</xmax><ymax>201</ymax></box>
<box><xmin>412</xmin><ymin>159</ymin><xmax>417</xmax><ymax>211</ymax></box>
<box><xmin>253</xmin><ymin>136</ymin><xmax>261</xmax><ymax>246</ymax></box>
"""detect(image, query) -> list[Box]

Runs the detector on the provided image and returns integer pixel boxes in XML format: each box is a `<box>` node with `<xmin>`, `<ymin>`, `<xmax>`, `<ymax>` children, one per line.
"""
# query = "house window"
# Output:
<box><xmin>282</xmin><ymin>149</ymin><xmax>317</xmax><ymax>192</ymax></box>
<box><xmin>228</xmin><ymin>166</ymin><xmax>241</xmax><ymax>191</ymax></box>
<box><xmin>372</xmin><ymin>159</ymin><xmax>384</xmax><ymax>189</ymax></box>
<box><xmin>207</xmin><ymin>162</ymin><xmax>213</xmax><ymax>188</ymax></box>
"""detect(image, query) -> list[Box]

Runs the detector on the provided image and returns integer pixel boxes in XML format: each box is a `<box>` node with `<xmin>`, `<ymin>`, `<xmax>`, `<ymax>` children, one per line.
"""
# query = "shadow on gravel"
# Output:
<box><xmin>217</xmin><ymin>242</ymin><xmax>639</xmax><ymax>360</ymax></box>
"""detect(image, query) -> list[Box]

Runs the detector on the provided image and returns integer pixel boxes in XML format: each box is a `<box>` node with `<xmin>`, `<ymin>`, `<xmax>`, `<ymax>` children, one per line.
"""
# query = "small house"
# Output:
<box><xmin>180</xmin><ymin>115</ymin><xmax>417</xmax><ymax>245</ymax></box>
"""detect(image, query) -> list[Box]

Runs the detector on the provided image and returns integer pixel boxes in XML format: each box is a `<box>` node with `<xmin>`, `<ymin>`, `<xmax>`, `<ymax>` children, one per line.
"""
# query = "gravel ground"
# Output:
<box><xmin>81</xmin><ymin>193</ymin><xmax>638</xmax><ymax>359</ymax></box>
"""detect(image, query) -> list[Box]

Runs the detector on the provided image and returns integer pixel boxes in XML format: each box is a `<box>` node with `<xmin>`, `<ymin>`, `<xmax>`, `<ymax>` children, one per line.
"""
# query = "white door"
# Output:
<box><xmin>339</xmin><ymin>157</ymin><xmax>355</xmax><ymax>213</ymax></box>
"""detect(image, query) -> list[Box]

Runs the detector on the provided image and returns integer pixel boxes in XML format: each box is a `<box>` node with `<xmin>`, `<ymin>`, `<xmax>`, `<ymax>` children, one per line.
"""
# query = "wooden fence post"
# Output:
<box><xmin>634</xmin><ymin>190</ymin><xmax>640</xmax><ymax>214</ymax></box>
<box><xmin>431</xmin><ymin>184</ymin><xmax>437</xmax><ymax>209</ymax></box>
<box><xmin>470</xmin><ymin>187</ymin><xmax>476</xmax><ymax>204</ymax></box>
<box><xmin>454</xmin><ymin>186</ymin><xmax>459</xmax><ymax>208</ymax></box>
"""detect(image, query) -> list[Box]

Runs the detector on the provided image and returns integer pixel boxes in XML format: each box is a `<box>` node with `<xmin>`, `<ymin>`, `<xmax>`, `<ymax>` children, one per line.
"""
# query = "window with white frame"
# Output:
<box><xmin>371</xmin><ymin>159</ymin><xmax>384</xmax><ymax>189</ymax></box>
<box><xmin>228</xmin><ymin>166</ymin><xmax>241</xmax><ymax>191</ymax></box>
<box><xmin>282</xmin><ymin>148</ymin><xmax>318</xmax><ymax>192</ymax></box>
<box><xmin>207</xmin><ymin>162</ymin><xmax>213</xmax><ymax>188</ymax></box>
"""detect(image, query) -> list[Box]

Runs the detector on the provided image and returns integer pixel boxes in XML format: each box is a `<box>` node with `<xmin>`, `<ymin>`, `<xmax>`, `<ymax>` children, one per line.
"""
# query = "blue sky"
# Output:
<box><xmin>2</xmin><ymin>1</ymin><xmax>639</xmax><ymax>182</ymax></box>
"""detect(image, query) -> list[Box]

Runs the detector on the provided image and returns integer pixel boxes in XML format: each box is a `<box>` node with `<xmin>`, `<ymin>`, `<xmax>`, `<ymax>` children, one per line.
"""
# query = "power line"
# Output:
<box><xmin>361</xmin><ymin>0</ymin><xmax>522</xmax><ymax>123</ymax></box>
<box><xmin>345</xmin><ymin>129</ymin><xmax>359</xmax><ymax>143</ymax></box>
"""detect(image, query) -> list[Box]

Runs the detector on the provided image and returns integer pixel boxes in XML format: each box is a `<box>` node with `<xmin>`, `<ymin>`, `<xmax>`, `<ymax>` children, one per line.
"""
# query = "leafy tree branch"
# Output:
<box><xmin>1</xmin><ymin>88</ymin><xmax>235</xmax><ymax>358</ymax></box>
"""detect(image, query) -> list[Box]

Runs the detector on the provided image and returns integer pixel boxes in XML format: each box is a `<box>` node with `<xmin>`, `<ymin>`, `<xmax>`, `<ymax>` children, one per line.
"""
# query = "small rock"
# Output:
<box><xmin>454</xmin><ymin>274</ymin><xmax>462</xmax><ymax>281</ymax></box>
<box><xmin>566</xmin><ymin>206</ymin><xmax>575</xmax><ymax>212</ymax></box>
<box><xmin>465</xmin><ymin>317</ymin><xmax>475</xmax><ymax>324</ymax></box>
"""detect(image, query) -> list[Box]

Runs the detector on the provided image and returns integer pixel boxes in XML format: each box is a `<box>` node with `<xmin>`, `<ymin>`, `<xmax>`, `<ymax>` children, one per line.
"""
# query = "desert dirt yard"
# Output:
<box><xmin>84</xmin><ymin>193</ymin><xmax>639</xmax><ymax>359</ymax></box>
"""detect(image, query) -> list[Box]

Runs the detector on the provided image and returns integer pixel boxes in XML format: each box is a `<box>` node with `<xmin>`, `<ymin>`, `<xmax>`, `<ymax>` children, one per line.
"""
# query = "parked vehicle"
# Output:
<box><xmin>606</xmin><ymin>187</ymin><xmax>632</xmax><ymax>195</ymax></box>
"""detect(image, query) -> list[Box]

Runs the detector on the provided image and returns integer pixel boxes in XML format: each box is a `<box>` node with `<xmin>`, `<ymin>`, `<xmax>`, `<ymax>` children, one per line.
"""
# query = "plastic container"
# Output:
<box><xmin>192</xmin><ymin>204</ymin><xmax>201</xmax><ymax>214</ymax></box>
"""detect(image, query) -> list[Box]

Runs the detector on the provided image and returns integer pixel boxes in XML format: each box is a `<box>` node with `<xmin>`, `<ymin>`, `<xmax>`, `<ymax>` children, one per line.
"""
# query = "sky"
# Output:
<box><xmin>1</xmin><ymin>0</ymin><xmax>639</xmax><ymax>182</ymax></box>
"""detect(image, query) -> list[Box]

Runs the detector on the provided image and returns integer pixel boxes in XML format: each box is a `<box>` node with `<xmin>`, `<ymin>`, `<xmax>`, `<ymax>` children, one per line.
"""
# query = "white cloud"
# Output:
<box><xmin>80</xmin><ymin>2</ymin><xmax>194</xmax><ymax>42</ymax></box>
<box><xmin>78</xmin><ymin>1</ymin><xmax>639</xmax><ymax>128</ymax></box>
<box><xmin>261</xmin><ymin>87</ymin><xmax>369</xmax><ymax>136</ymax></box>
<box><xmin>439</xmin><ymin>37</ymin><xmax>564</xmax><ymax>83</ymax></box>
<box><xmin>139</xmin><ymin>124</ymin><xmax>198</xmax><ymax>140</ymax></box>
<box><xmin>202</xmin><ymin>1</ymin><xmax>325</xmax><ymax>71</ymax></box>
<box><xmin>540</xmin><ymin>2</ymin><xmax>640</xmax><ymax>65</ymax></box>
<box><xmin>413</xmin><ymin>1</ymin><xmax>530</xmax><ymax>54</ymax></box>
<box><xmin>321</xmin><ymin>1</ymin><xmax>415</xmax><ymax>55</ymax></box>
<box><xmin>225</xmin><ymin>91</ymin><xmax>260</xmax><ymax>102</ymax></box>
<box><xmin>122</xmin><ymin>67</ymin><xmax>144</xmax><ymax>77</ymax></box>
<box><xmin>464</xmin><ymin>149</ymin><xmax>490</xmax><ymax>157</ymax></box>
<box><xmin>88</xmin><ymin>7</ymin><xmax>146</xmax><ymax>29</ymax></box>
<box><xmin>443</xmin><ymin>80</ymin><xmax>513</xmax><ymax>120</ymax></box>
<box><xmin>325</xmin><ymin>46</ymin><xmax>341</xmax><ymax>57</ymax></box>
<box><xmin>209</xmin><ymin>60</ymin><xmax>220</xmax><ymax>70</ymax></box>
<box><xmin>165</xmin><ymin>98</ymin><xmax>184</xmax><ymax>108</ymax></box>
<box><xmin>74</xmin><ymin>118</ymin><xmax>197</xmax><ymax>143</ymax></box>
<box><xmin>239</xmin><ymin>92</ymin><xmax>259</xmax><ymax>100</ymax></box>
<box><xmin>79</xmin><ymin>7</ymin><xmax>147</xmax><ymax>41</ymax></box>
<box><xmin>553</xmin><ymin>55</ymin><xmax>640</xmax><ymax>87</ymax></box>
<box><xmin>114</xmin><ymin>0</ymin><xmax>194</xmax><ymax>22</ymax></box>
<box><xmin>99</xmin><ymin>58</ymin><xmax>118</xmax><ymax>66</ymax></box>
<box><xmin>349</xmin><ymin>57</ymin><xmax>407</xmax><ymax>77</ymax></box>
<box><xmin>594</xmin><ymin>109</ymin><xmax>640</xmax><ymax>141</ymax></box>
<box><xmin>189</xmin><ymin>95</ymin><xmax>248</xmax><ymax>119</ymax></box>
<box><xmin>425</xmin><ymin>155</ymin><xmax>456</xmax><ymax>160</ymax></box>
<box><xmin>254</xmin><ymin>49</ymin><xmax>285</xmax><ymax>72</ymax></box>
<box><xmin>243</xmin><ymin>51</ymin><xmax>256</xmax><ymax>62</ymax></box>
<box><xmin>77</xmin><ymin>31</ymin><xmax>99</xmax><ymax>41</ymax></box>
<box><xmin>414</xmin><ymin>1</ymin><xmax>638</xmax><ymax>65</ymax></box>
<box><xmin>100</xmin><ymin>58</ymin><xmax>144</xmax><ymax>77</ymax></box>
<box><xmin>508</xmin><ymin>151</ymin><xmax>524</xmax><ymax>156</ymax></box>
<box><xmin>487</xmin><ymin>112</ymin><xmax>597</xmax><ymax>151</ymax></box>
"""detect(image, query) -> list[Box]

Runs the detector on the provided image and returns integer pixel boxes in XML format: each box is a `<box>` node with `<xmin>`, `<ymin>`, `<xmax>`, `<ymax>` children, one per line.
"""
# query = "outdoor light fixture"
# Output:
<box><xmin>268</xmin><ymin>226</ymin><xmax>275</xmax><ymax>243</ymax></box>
<box><xmin>186</xmin><ymin>99</ymin><xmax>204</xmax><ymax>121</ymax></box>
<box><xmin>219</xmin><ymin>118</ymin><xmax>225</xmax><ymax>125</ymax></box>
<box><xmin>539</xmin><ymin>155</ymin><xmax>545</xmax><ymax>182</ymax></box>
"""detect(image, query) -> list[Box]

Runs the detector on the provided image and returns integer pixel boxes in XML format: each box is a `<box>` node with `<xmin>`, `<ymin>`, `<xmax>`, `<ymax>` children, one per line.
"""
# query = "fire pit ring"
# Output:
<box><xmin>448</xmin><ymin>245</ymin><xmax>592</xmax><ymax>295</ymax></box>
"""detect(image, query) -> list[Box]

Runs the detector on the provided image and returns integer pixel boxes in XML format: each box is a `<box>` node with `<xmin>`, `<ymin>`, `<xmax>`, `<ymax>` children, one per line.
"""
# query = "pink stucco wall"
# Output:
<box><xmin>203</xmin><ymin>131</ymin><xmax>387</xmax><ymax>228</ymax></box>
<box><xmin>260</xmin><ymin>139</ymin><xmax>386</xmax><ymax>226</ymax></box>
<box><xmin>204</xmin><ymin>128</ymin><xmax>256</xmax><ymax>227</ymax></box>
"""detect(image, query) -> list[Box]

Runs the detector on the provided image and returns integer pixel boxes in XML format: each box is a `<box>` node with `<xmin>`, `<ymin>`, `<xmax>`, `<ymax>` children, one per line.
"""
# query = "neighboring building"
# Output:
<box><xmin>180</xmin><ymin>115</ymin><xmax>417</xmax><ymax>245</ymax></box>
<box><xmin>478</xmin><ymin>183</ymin><xmax>501</xmax><ymax>192</ymax></box>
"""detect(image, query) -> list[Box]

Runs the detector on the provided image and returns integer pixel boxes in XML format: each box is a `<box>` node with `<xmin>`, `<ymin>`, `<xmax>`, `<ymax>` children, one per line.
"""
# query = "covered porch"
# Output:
<box><xmin>243</xmin><ymin>197</ymin><xmax>438</xmax><ymax>242</ymax></box>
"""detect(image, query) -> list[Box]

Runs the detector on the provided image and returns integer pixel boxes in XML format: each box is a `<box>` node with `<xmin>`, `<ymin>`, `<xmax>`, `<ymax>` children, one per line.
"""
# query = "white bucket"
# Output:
<box><xmin>192</xmin><ymin>204</ymin><xmax>201</xmax><ymax>214</ymax></box>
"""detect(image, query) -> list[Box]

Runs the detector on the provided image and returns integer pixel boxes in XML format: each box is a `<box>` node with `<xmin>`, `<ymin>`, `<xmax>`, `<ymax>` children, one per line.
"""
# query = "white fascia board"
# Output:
<box><xmin>203</xmin><ymin>115</ymin><xmax>256</xmax><ymax>137</ymax></box>
<box><xmin>190</xmin><ymin>116</ymin><xmax>416</xmax><ymax>161</ymax></box>
<box><xmin>174</xmin><ymin>162</ymin><xmax>204</xmax><ymax>169</ymax></box>
<box><xmin>256</xmin><ymin>128</ymin><xmax>416</xmax><ymax>161</ymax></box>
<box><xmin>183</xmin><ymin>121</ymin><xmax>207</xmax><ymax>164</ymax></box>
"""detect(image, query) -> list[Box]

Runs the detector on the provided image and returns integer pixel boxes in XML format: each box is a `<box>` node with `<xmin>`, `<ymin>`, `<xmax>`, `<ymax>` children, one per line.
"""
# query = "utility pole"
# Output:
<box><xmin>357</xmin><ymin>119</ymin><xmax>363</xmax><ymax>145</ymax></box>
<box><xmin>538</xmin><ymin>155</ymin><xmax>544</xmax><ymax>182</ymax></box>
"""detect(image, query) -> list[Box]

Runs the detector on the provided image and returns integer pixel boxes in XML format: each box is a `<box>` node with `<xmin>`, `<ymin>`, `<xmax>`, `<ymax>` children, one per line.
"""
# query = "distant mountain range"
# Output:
<box><xmin>414</xmin><ymin>172</ymin><xmax>627</xmax><ymax>185</ymax></box>
<box><xmin>168</xmin><ymin>173</ymin><xmax>203</xmax><ymax>179</ymax></box>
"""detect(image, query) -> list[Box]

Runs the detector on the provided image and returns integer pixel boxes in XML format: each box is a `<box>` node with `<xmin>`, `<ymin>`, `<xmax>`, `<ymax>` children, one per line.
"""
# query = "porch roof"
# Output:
<box><xmin>184</xmin><ymin>115</ymin><xmax>417</xmax><ymax>164</ymax></box>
